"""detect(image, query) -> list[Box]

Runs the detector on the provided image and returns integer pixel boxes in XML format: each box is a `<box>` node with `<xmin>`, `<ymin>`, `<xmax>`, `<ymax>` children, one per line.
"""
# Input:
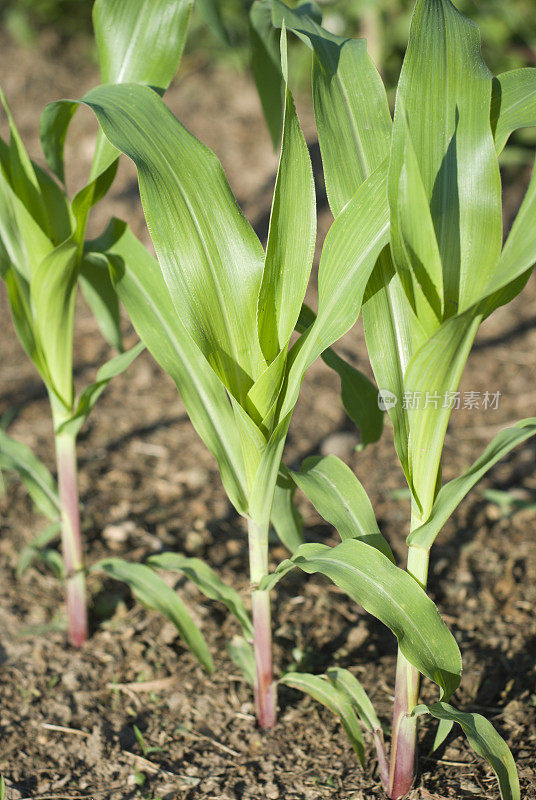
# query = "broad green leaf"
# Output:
<box><xmin>388</xmin><ymin>110</ymin><xmax>444</xmax><ymax>331</ymax></box>
<box><xmin>321</xmin><ymin>349</ymin><xmax>383</xmax><ymax>449</ymax></box>
<box><xmin>55</xmin><ymin>342</ymin><xmax>145</xmax><ymax>438</ymax></box>
<box><xmin>227</xmin><ymin>636</ymin><xmax>256</xmax><ymax>687</ymax></box>
<box><xmin>0</xmin><ymin>88</ymin><xmax>49</xmax><ymax>236</ymax></box>
<box><xmin>0</xmin><ymin>429</ymin><xmax>60</xmax><ymax>520</ymax></box>
<box><xmin>94</xmin><ymin>0</ymin><xmax>193</xmax><ymax>88</ymax></box>
<box><xmin>270</xmin><ymin>468</ymin><xmax>304</xmax><ymax>553</ymax></box>
<box><xmin>39</xmin><ymin>100</ymin><xmax>78</xmax><ymax>185</ymax></box>
<box><xmin>17</xmin><ymin>521</ymin><xmax>61</xmax><ymax>577</ymax></box>
<box><xmin>297</xmin><ymin>304</ymin><xmax>383</xmax><ymax>449</ymax></box>
<box><xmin>325</xmin><ymin>667</ymin><xmax>381</xmax><ymax>733</ymax></box>
<box><xmin>88</xmin><ymin>218</ymin><xmax>248</xmax><ymax>515</ymax></box>
<box><xmin>326</xmin><ymin>666</ymin><xmax>389</xmax><ymax>784</ymax></box>
<box><xmin>257</xmin><ymin>27</ymin><xmax>316</xmax><ymax>363</ymax></box>
<box><xmin>290</xmin><ymin>455</ymin><xmax>394</xmax><ymax>561</ymax></box>
<box><xmin>2</xmin><ymin>265</ymin><xmax>46</xmax><ymax>376</ymax></box>
<box><xmin>279</xmin><ymin>158</ymin><xmax>390</xmax><ymax>424</ymax></box>
<box><xmin>271</xmin><ymin>0</ymin><xmax>391</xmax><ymax>215</ymax></box>
<box><xmin>482</xmin><ymin>157</ymin><xmax>536</xmax><ymax>311</ymax></box>
<box><xmin>0</xmin><ymin>138</ymin><xmax>54</xmax><ymax>275</ymax></box>
<box><xmin>279</xmin><ymin>672</ymin><xmax>365</xmax><ymax>765</ymax></box>
<box><xmin>148</xmin><ymin>551</ymin><xmax>253</xmax><ymax>638</ymax></box>
<box><xmin>249</xmin><ymin>0</ymin><xmax>284</xmax><ymax>149</ymax></box>
<box><xmin>491</xmin><ymin>68</ymin><xmax>536</xmax><ymax>155</ymax></box>
<box><xmin>30</xmin><ymin>240</ymin><xmax>79</xmax><ymax>407</ymax></box>
<box><xmin>391</xmin><ymin>0</ymin><xmax>502</xmax><ymax>314</ymax></box>
<box><xmin>82</xmin><ymin>83</ymin><xmax>266</xmax><ymax>404</ymax></box>
<box><xmin>404</xmin><ymin>311</ymin><xmax>481</xmax><ymax>517</ymax></box>
<box><xmin>79</xmin><ymin>252</ymin><xmax>123</xmax><ymax>352</ymax></box>
<box><xmin>249</xmin><ymin>412</ymin><xmax>292</xmax><ymax>525</ymax></box>
<box><xmin>94</xmin><ymin>558</ymin><xmax>214</xmax><ymax>672</ymax></box>
<box><xmin>261</xmin><ymin>540</ymin><xmax>462</xmax><ymax>699</ymax></box>
<box><xmin>408</xmin><ymin>418</ymin><xmax>536</xmax><ymax>550</ymax></box>
<box><xmin>362</xmin><ymin>251</ymin><xmax>425</xmax><ymax>483</ymax></box>
<box><xmin>413</xmin><ymin>702</ymin><xmax>520</xmax><ymax>800</ymax></box>
<box><xmin>41</xmin><ymin>0</ymin><xmax>193</xmax><ymax>184</ymax></box>
<box><xmin>250</xmin><ymin>1</ymin><xmax>322</xmax><ymax>150</ymax></box>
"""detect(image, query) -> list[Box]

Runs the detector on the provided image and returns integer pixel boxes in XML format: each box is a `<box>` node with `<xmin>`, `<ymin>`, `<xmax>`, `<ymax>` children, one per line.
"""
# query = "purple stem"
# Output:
<box><xmin>388</xmin><ymin>543</ymin><xmax>429</xmax><ymax>798</ymax></box>
<box><xmin>388</xmin><ymin>654</ymin><xmax>419</xmax><ymax>798</ymax></box>
<box><xmin>55</xmin><ymin>432</ymin><xmax>88</xmax><ymax>648</ymax></box>
<box><xmin>248</xmin><ymin>517</ymin><xmax>276</xmax><ymax>729</ymax></box>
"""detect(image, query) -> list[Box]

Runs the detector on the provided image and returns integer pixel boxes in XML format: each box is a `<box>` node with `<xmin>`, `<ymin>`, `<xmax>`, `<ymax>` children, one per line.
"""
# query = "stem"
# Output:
<box><xmin>55</xmin><ymin>431</ymin><xmax>88</xmax><ymax>648</ymax></box>
<box><xmin>388</xmin><ymin>524</ymin><xmax>430</xmax><ymax>799</ymax></box>
<box><xmin>248</xmin><ymin>517</ymin><xmax>276</xmax><ymax>729</ymax></box>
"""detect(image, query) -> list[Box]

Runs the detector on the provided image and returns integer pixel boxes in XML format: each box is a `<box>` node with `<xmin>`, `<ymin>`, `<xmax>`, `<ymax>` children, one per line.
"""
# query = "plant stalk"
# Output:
<box><xmin>248</xmin><ymin>517</ymin><xmax>276</xmax><ymax>729</ymax></box>
<box><xmin>55</xmin><ymin>430</ymin><xmax>88</xmax><ymax>648</ymax></box>
<box><xmin>388</xmin><ymin>520</ymin><xmax>430</xmax><ymax>799</ymax></box>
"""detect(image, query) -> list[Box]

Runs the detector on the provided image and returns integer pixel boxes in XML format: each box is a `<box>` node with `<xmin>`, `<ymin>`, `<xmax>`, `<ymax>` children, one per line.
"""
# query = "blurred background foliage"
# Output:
<box><xmin>1</xmin><ymin>0</ymin><xmax>534</xmax><ymax>153</ymax></box>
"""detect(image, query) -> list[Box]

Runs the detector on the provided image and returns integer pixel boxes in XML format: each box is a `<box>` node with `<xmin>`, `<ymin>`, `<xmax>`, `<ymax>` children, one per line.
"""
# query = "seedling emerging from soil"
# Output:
<box><xmin>66</xmin><ymin>19</ymin><xmax>463</xmax><ymax>733</ymax></box>
<box><xmin>259</xmin><ymin>0</ymin><xmax>536</xmax><ymax>797</ymax></box>
<box><xmin>0</xmin><ymin>0</ymin><xmax>193</xmax><ymax>646</ymax></box>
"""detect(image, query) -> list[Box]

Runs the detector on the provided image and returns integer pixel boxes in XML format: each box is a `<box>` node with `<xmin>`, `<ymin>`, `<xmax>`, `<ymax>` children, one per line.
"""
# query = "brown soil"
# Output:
<box><xmin>1</xmin><ymin>32</ymin><xmax>536</xmax><ymax>800</ymax></box>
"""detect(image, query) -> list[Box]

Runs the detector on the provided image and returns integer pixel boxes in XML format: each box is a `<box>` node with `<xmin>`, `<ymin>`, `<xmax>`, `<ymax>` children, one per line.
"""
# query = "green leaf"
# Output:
<box><xmin>94</xmin><ymin>558</ymin><xmax>214</xmax><ymax>672</ymax></box>
<box><xmin>279</xmin><ymin>672</ymin><xmax>365</xmax><ymax>765</ymax></box>
<box><xmin>280</xmin><ymin>158</ymin><xmax>390</xmax><ymax>424</ymax></box>
<box><xmin>55</xmin><ymin>342</ymin><xmax>145</xmax><ymax>438</ymax></box>
<box><xmin>0</xmin><ymin>88</ymin><xmax>50</xmax><ymax>237</ymax></box>
<box><xmin>94</xmin><ymin>0</ymin><xmax>193</xmax><ymax>88</ymax></box>
<box><xmin>321</xmin><ymin>349</ymin><xmax>383</xmax><ymax>449</ymax></box>
<box><xmin>40</xmin><ymin>0</ymin><xmax>193</xmax><ymax>184</ymax></box>
<box><xmin>270</xmin><ymin>467</ymin><xmax>304</xmax><ymax>553</ymax></box>
<box><xmin>404</xmin><ymin>311</ymin><xmax>481</xmax><ymax>517</ymax></box>
<box><xmin>482</xmin><ymin>157</ymin><xmax>536</xmax><ymax>312</ymax></box>
<box><xmin>89</xmin><ymin>218</ymin><xmax>249</xmax><ymax>515</ymax></box>
<box><xmin>325</xmin><ymin>667</ymin><xmax>381</xmax><ymax>733</ymax></box>
<box><xmin>148</xmin><ymin>551</ymin><xmax>253</xmax><ymax>638</ymax></box>
<box><xmin>491</xmin><ymin>68</ymin><xmax>536</xmax><ymax>155</ymax></box>
<box><xmin>413</xmin><ymin>702</ymin><xmax>520</xmax><ymax>800</ymax></box>
<box><xmin>391</xmin><ymin>0</ymin><xmax>502</xmax><ymax>315</ymax></box>
<box><xmin>17</xmin><ymin>521</ymin><xmax>61</xmax><ymax>577</ymax></box>
<box><xmin>257</xmin><ymin>27</ymin><xmax>316</xmax><ymax>364</ymax></box>
<box><xmin>82</xmin><ymin>82</ymin><xmax>266</xmax><ymax>404</ymax></box>
<box><xmin>271</xmin><ymin>0</ymin><xmax>391</xmax><ymax>216</ymax></box>
<box><xmin>297</xmin><ymin>304</ymin><xmax>383</xmax><ymax>448</ymax></box>
<box><xmin>30</xmin><ymin>240</ymin><xmax>79</xmax><ymax>407</ymax></box>
<box><xmin>261</xmin><ymin>540</ymin><xmax>462</xmax><ymax>700</ymax></box>
<box><xmin>362</xmin><ymin>251</ymin><xmax>423</xmax><ymax>483</ymax></box>
<box><xmin>195</xmin><ymin>0</ymin><xmax>228</xmax><ymax>44</ymax></box>
<box><xmin>227</xmin><ymin>635</ymin><xmax>256</xmax><ymax>687</ymax></box>
<box><xmin>408</xmin><ymin>418</ymin><xmax>536</xmax><ymax>550</ymax></box>
<box><xmin>0</xmin><ymin>429</ymin><xmax>60</xmax><ymax>520</ymax></box>
<box><xmin>79</xmin><ymin>252</ymin><xmax>123</xmax><ymax>352</ymax></box>
<box><xmin>249</xmin><ymin>0</ymin><xmax>284</xmax><ymax>149</ymax></box>
<box><xmin>250</xmin><ymin>1</ymin><xmax>322</xmax><ymax>150</ymax></box>
<box><xmin>290</xmin><ymin>455</ymin><xmax>394</xmax><ymax>561</ymax></box>
<box><xmin>326</xmin><ymin>666</ymin><xmax>389</xmax><ymax>784</ymax></box>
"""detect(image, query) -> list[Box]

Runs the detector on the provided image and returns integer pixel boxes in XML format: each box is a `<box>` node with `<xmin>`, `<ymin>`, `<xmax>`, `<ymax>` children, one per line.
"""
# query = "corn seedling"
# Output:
<box><xmin>0</xmin><ymin>0</ymin><xmax>194</xmax><ymax>645</ymax></box>
<box><xmin>253</xmin><ymin>0</ymin><xmax>536</xmax><ymax>797</ymax></box>
<box><xmin>43</xmin><ymin>9</ymin><xmax>467</xmax><ymax>735</ymax></box>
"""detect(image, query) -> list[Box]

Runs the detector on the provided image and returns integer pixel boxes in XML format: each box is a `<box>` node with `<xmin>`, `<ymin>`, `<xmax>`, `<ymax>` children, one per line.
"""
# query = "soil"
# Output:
<box><xmin>1</xmin><ymin>31</ymin><xmax>536</xmax><ymax>800</ymax></box>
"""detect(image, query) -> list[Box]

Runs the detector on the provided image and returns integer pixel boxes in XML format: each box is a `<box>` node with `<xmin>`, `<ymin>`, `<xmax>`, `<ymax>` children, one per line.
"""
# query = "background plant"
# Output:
<box><xmin>0</xmin><ymin>0</ymin><xmax>195</xmax><ymax>646</ymax></box>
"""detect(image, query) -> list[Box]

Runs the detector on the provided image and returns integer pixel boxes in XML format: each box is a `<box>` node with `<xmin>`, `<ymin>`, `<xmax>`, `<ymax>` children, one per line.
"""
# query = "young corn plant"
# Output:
<box><xmin>253</xmin><ymin>0</ymin><xmax>536</xmax><ymax>797</ymax></box>
<box><xmin>56</xmin><ymin>20</ymin><xmax>466</xmax><ymax>734</ymax></box>
<box><xmin>0</xmin><ymin>0</ymin><xmax>194</xmax><ymax>646</ymax></box>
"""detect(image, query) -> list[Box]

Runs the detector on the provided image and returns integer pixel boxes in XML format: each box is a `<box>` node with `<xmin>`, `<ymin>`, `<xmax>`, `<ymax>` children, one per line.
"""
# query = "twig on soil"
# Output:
<box><xmin>41</xmin><ymin>724</ymin><xmax>90</xmax><ymax>737</ymax></box>
<box><xmin>176</xmin><ymin>727</ymin><xmax>241</xmax><ymax>758</ymax></box>
<box><xmin>106</xmin><ymin>676</ymin><xmax>175</xmax><ymax>693</ymax></box>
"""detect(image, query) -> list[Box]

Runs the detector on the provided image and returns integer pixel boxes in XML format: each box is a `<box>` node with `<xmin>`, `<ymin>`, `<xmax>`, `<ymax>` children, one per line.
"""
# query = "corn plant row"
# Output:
<box><xmin>0</xmin><ymin>0</ymin><xmax>535</xmax><ymax>798</ymax></box>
